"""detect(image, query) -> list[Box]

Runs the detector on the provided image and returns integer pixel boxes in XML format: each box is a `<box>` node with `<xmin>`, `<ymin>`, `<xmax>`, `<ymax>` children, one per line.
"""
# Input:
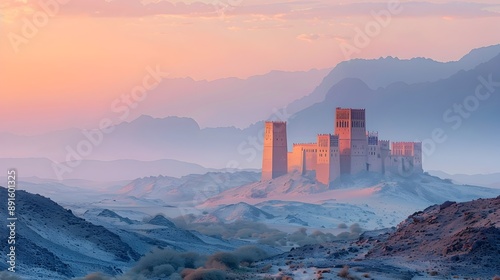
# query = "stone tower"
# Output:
<box><xmin>316</xmin><ymin>134</ymin><xmax>341</xmax><ymax>185</ymax></box>
<box><xmin>366</xmin><ymin>131</ymin><xmax>382</xmax><ymax>173</ymax></box>
<box><xmin>334</xmin><ymin>108</ymin><xmax>367</xmax><ymax>175</ymax></box>
<box><xmin>391</xmin><ymin>142</ymin><xmax>423</xmax><ymax>175</ymax></box>
<box><xmin>261</xmin><ymin>121</ymin><xmax>288</xmax><ymax>181</ymax></box>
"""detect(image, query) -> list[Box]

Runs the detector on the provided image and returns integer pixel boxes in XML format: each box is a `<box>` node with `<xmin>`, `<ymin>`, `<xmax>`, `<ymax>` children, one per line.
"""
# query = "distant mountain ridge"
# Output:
<box><xmin>428</xmin><ymin>170</ymin><xmax>500</xmax><ymax>189</ymax></box>
<box><xmin>285</xmin><ymin>44</ymin><xmax>500</xmax><ymax>114</ymax></box>
<box><xmin>0</xmin><ymin>157</ymin><xmax>215</xmax><ymax>181</ymax></box>
<box><xmin>116</xmin><ymin>67</ymin><xmax>331</xmax><ymax>129</ymax></box>
<box><xmin>283</xmin><ymin>52</ymin><xmax>500</xmax><ymax>173</ymax></box>
<box><xmin>2</xmin><ymin>45</ymin><xmax>500</xmax><ymax>177</ymax></box>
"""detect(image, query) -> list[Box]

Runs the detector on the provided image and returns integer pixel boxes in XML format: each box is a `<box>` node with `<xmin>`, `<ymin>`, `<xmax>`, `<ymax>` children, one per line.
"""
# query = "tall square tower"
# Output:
<box><xmin>261</xmin><ymin>121</ymin><xmax>288</xmax><ymax>180</ymax></box>
<box><xmin>316</xmin><ymin>134</ymin><xmax>341</xmax><ymax>185</ymax></box>
<box><xmin>334</xmin><ymin>108</ymin><xmax>367</xmax><ymax>175</ymax></box>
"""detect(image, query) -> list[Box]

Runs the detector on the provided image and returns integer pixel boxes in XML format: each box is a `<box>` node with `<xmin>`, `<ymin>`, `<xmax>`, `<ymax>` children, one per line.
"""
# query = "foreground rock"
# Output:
<box><xmin>367</xmin><ymin>196</ymin><xmax>500</xmax><ymax>277</ymax></box>
<box><xmin>248</xmin><ymin>196</ymin><xmax>500</xmax><ymax>279</ymax></box>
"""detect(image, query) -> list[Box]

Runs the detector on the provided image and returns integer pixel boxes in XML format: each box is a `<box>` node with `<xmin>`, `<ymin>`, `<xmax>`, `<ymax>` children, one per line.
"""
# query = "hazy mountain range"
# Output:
<box><xmin>2</xmin><ymin>44</ymin><xmax>500</xmax><ymax>179</ymax></box>
<box><xmin>286</xmin><ymin>44</ymin><xmax>500</xmax><ymax>114</ymax></box>
<box><xmin>428</xmin><ymin>170</ymin><xmax>500</xmax><ymax>188</ymax></box>
<box><xmin>0</xmin><ymin>158</ymin><xmax>215</xmax><ymax>181</ymax></box>
<box><xmin>284</xmin><ymin>52</ymin><xmax>500</xmax><ymax>174</ymax></box>
<box><xmin>107</xmin><ymin>68</ymin><xmax>332</xmax><ymax>129</ymax></box>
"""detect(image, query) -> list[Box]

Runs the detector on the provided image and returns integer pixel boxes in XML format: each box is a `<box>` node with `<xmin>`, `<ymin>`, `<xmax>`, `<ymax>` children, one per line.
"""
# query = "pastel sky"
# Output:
<box><xmin>1</xmin><ymin>0</ymin><xmax>500</xmax><ymax>134</ymax></box>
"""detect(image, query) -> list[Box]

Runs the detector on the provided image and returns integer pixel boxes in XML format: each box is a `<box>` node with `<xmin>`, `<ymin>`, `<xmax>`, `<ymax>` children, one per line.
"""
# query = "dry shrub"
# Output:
<box><xmin>338</xmin><ymin>265</ymin><xmax>350</xmax><ymax>278</ymax></box>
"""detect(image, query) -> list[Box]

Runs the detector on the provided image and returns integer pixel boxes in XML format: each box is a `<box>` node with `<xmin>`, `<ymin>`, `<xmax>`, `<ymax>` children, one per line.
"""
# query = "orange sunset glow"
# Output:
<box><xmin>2</xmin><ymin>2</ymin><xmax>500</xmax><ymax>279</ymax></box>
<box><xmin>1</xmin><ymin>0</ymin><xmax>500</xmax><ymax>135</ymax></box>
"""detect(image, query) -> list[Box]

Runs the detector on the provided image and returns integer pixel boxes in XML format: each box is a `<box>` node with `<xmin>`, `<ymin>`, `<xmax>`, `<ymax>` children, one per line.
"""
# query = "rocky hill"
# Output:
<box><xmin>201</xmin><ymin>172</ymin><xmax>500</xmax><ymax>231</ymax></box>
<box><xmin>0</xmin><ymin>187</ymin><xmax>139</xmax><ymax>279</ymax></box>
<box><xmin>246</xmin><ymin>196</ymin><xmax>500</xmax><ymax>279</ymax></box>
<box><xmin>367</xmin><ymin>196</ymin><xmax>500</xmax><ymax>276</ymax></box>
<box><xmin>0</xmin><ymin>187</ymin><xmax>274</xmax><ymax>279</ymax></box>
<box><xmin>118</xmin><ymin>171</ymin><xmax>260</xmax><ymax>203</ymax></box>
<box><xmin>205</xmin><ymin>202</ymin><xmax>275</xmax><ymax>223</ymax></box>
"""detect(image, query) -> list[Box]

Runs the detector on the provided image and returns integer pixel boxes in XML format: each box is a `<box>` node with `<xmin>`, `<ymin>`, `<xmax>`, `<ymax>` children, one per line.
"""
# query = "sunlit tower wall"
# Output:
<box><xmin>262</xmin><ymin>121</ymin><xmax>288</xmax><ymax>181</ymax></box>
<box><xmin>390</xmin><ymin>142</ymin><xmax>423</xmax><ymax>175</ymax></box>
<box><xmin>316</xmin><ymin>134</ymin><xmax>341</xmax><ymax>185</ymax></box>
<box><xmin>288</xmin><ymin>143</ymin><xmax>317</xmax><ymax>174</ymax></box>
<box><xmin>334</xmin><ymin>108</ymin><xmax>367</xmax><ymax>175</ymax></box>
<box><xmin>366</xmin><ymin>132</ymin><xmax>382</xmax><ymax>173</ymax></box>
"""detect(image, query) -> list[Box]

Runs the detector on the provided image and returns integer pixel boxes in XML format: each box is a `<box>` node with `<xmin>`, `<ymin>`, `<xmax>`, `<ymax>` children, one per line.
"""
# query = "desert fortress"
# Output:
<box><xmin>262</xmin><ymin>108</ymin><xmax>423</xmax><ymax>184</ymax></box>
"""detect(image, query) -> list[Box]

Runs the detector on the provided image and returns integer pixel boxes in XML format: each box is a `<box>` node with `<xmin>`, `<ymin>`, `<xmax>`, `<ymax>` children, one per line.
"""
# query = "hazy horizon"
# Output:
<box><xmin>2</xmin><ymin>2</ymin><xmax>500</xmax><ymax>278</ymax></box>
<box><xmin>2</xmin><ymin>0</ymin><xmax>500</xmax><ymax>176</ymax></box>
<box><xmin>2</xmin><ymin>0</ymin><xmax>500</xmax><ymax>134</ymax></box>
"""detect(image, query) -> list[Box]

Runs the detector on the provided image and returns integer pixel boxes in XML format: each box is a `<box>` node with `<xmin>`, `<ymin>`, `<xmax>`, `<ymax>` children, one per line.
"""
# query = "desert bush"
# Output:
<box><xmin>337</xmin><ymin>232</ymin><xmax>351</xmax><ymax>240</ymax></box>
<box><xmin>429</xmin><ymin>271</ymin><xmax>438</xmax><ymax>276</ymax></box>
<box><xmin>174</xmin><ymin>218</ymin><xmax>285</xmax><ymax>241</ymax></box>
<box><xmin>151</xmin><ymin>264</ymin><xmax>175</xmax><ymax>277</ymax></box>
<box><xmin>182</xmin><ymin>268</ymin><xmax>227</xmax><ymax>280</ymax></box>
<box><xmin>233</xmin><ymin>245</ymin><xmax>269</xmax><ymax>263</ymax></box>
<box><xmin>258</xmin><ymin>231</ymin><xmax>287</xmax><ymax>246</ymax></box>
<box><xmin>72</xmin><ymin>272</ymin><xmax>113</xmax><ymax>280</ymax></box>
<box><xmin>206</xmin><ymin>252</ymin><xmax>239</xmax><ymax>270</ymax></box>
<box><xmin>288</xmin><ymin>228</ymin><xmax>307</xmax><ymax>242</ymax></box>
<box><xmin>310</xmin><ymin>230</ymin><xmax>336</xmax><ymax>243</ymax></box>
<box><xmin>349</xmin><ymin>223</ymin><xmax>362</xmax><ymax>234</ymax></box>
<box><xmin>338</xmin><ymin>266</ymin><xmax>350</xmax><ymax>278</ymax></box>
<box><xmin>127</xmin><ymin>249</ymin><xmax>205</xmax><ymax>278</ymax></box>
<box><xmin>337</xmin><ymin>223</ymin><xmax>348</xmax><ymax>229</ymax></box>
